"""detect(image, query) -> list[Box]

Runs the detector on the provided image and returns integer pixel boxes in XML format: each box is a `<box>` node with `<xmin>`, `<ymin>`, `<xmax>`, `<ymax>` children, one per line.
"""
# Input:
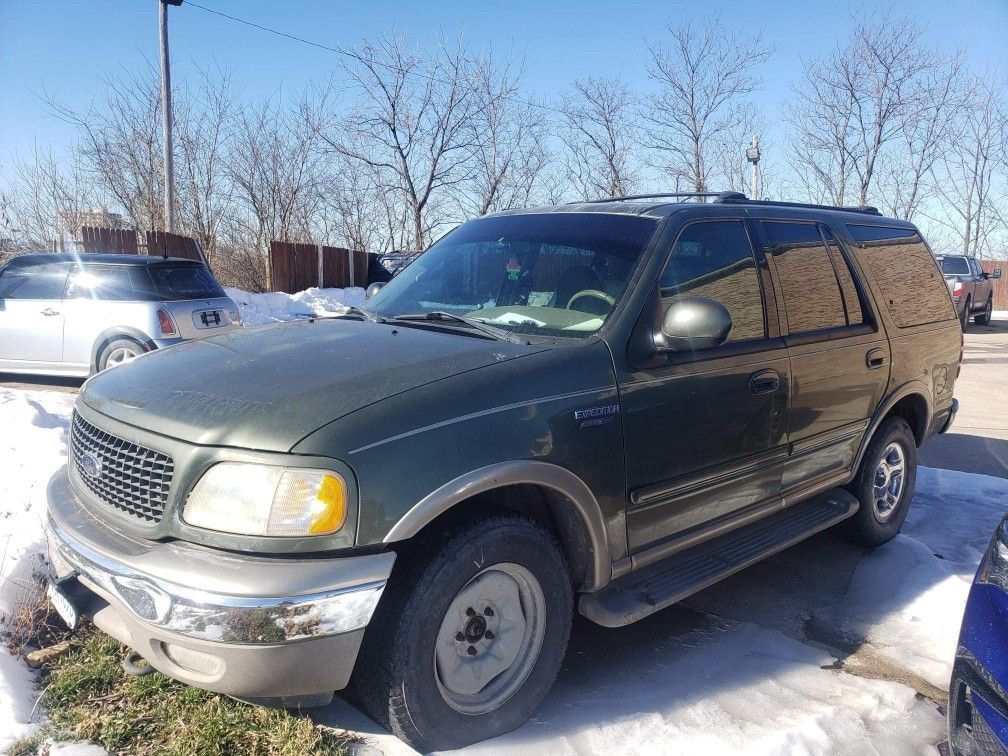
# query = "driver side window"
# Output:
<box><xmin>660</xmin><ymin>221</ymin><xmax>766</xmax><ymax>343</ymax></box>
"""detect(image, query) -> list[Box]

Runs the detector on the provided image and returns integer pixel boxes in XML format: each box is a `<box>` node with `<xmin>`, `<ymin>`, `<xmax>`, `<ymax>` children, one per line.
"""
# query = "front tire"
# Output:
<box><xmin>844</xmin><ymin>416</ymin><xmax>917</xmax><ymax>547</ymax></box>
<box><xmin>352</xmin><ymin>513</ymin><xmax>573</xmax><ymax>751</ymax></box>
<box><xmin>975</xmin><ymin>296</ymin><xmax>993</xmax><ymax>326</ymax></box>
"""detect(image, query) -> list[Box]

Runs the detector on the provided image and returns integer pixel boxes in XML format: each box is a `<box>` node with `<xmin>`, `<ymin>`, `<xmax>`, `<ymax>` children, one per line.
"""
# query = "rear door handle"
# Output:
<box><xmin>40</xmin><ymin>307</ymin><xmax>60</xmax><ymax>317</ymax></box>
<box><xmin>748</xmin><ymin>369</ymin><xmax>780</xmax><ymax>395</ymax></box>
<box><xmin>866</xmin><ymin>348</ymin><xmax>888</xmax><ymax>369</ymax></box>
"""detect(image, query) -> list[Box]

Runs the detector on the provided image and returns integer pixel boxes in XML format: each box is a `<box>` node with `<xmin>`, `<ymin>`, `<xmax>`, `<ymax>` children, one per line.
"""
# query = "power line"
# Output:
<box><xmin>182</xmin><ymin>0</ymin><xmax>567</xmax><ymax>117</ymax></box>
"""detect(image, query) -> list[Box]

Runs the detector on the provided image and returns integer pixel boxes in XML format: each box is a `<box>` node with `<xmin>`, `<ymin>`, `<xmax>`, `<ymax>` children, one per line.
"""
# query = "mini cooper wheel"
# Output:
<box><xmin>352</xmin><ymin>513</ymin><xmax>572</xmax><ymax>752</ymax></box>
<box><xmin>97</xmin><ymin>337</ymin><xmax>145</xmax><ymax>372</ymax></box>
<box><xmin>844</xmin><ymin>416</ymin><xmax>917</xmax><ymax>547</ymax></box>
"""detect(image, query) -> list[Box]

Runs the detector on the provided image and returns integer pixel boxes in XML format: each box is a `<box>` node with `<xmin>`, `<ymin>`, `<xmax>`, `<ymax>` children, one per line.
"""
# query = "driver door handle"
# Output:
<box><xmin>41</xmin><ymin>307</ymin><xmax>60</xmax><ymax>316</ymax></box>
<box><xmin>748</xmin><ymin>369</ymin><xmax>780</xmax><ymax>395</ymax></box>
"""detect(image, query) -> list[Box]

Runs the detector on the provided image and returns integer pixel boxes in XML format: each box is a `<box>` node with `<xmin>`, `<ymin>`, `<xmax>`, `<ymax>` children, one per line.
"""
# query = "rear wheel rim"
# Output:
<box><xmin>872</xmin><ymin>441</ymin><xmax>906</xmax><ymax>522</ymax></box>
<box><xmin>106</xmin><ymin>347</ymin><xmax>138</xmax><ymax>367</ymax></box>
<box><xmin>434</xmin><ymin>562</ymin><xmax>546</xmax><ymax>715</ymax></box>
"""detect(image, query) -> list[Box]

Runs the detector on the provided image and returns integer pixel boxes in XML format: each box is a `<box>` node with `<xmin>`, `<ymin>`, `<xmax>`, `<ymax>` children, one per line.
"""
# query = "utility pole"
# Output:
<box><xmin>158</xmin><ymin>0</ymin><xmax>182</xmax><ymax>233</ymax></box>
<box><xmin>746</xmin><ymin>134</ymin><xmax>761</xmax><ymax>200</ymax></box>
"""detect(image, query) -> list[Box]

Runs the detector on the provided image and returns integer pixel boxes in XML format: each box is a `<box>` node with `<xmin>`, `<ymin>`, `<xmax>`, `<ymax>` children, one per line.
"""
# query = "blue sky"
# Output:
<box><xmin>1</xmin><ymin>0</ymin><xmax>1007</xmax><ymax>176</ymax></box>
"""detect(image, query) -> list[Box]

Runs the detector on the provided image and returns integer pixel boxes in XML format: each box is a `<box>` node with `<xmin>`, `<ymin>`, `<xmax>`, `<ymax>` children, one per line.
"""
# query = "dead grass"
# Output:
<box><xmin>35</xmin><ymin>627</ymin><xmax>353</xmax><ymax>756</ymax></box>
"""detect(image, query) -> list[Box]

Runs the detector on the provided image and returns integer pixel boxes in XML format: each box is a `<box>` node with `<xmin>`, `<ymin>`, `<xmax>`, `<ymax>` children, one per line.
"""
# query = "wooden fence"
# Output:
<box><xmin>78</xmin><ymin>226</ymin><xmax>205</xmax><ymax>263</ymax></box>
<box><xmin>144</xmin><ymin>231</ymin><xmax>206</xmax><ymax>262</ymax></box>
<box><xmin>270</xmin><ymin>242</ymin><xmax>366</xmax><ymax>293</ymax></box>
<box><xmin>79</xmin><ymin>226</ymin><xmax>139</xmax><ymax>255</ymax></box>
<box><xmin>980</xmin><ymin>260</ymin><xmax>1008</xmax><ymax>311</ymax></box>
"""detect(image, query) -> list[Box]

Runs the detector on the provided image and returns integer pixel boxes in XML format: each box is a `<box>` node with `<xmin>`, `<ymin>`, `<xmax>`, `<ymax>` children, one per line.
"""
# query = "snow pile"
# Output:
<box><xmin>811</xmin><ymin>466</ymin><xmax>1008</xmax><ymax>691</ymax></box>
<box><xmin>224</xmin><ymin>286</ymin><xmax>366</xmax><ymax>327</ymax></box>
<box><xmin>0</xmin><ymin>388</ymin><xmax>76</xmax><ymax>751</ymax></box>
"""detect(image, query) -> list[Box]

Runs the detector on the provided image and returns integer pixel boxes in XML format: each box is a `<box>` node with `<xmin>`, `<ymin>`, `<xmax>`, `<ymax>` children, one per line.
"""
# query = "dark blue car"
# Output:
<box><xmin>949</xmin><ymin>515</ymin><xmax>1008</xmax><ymax>755</ymax></box>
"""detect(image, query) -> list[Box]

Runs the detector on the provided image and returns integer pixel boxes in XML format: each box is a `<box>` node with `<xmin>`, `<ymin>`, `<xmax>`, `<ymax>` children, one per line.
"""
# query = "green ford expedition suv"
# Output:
<box><xmin>46</xmin><ymin>193</ymin><xmax>962</xmax><ymax>751</ymax></box>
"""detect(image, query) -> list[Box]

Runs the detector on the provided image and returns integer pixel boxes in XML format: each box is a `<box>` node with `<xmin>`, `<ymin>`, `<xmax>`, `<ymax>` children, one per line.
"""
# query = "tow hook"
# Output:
<box><xmin>121</xmin><ymin>650</ymin><xmax>154</xmax><ymax>677</ymax></box>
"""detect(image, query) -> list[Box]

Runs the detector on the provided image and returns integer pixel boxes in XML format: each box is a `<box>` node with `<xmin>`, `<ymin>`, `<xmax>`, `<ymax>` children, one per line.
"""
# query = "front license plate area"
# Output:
<box><xmin>47</xmin><ymin>576</ymin><xmax>84</xmax><ymax>630</ymax></box>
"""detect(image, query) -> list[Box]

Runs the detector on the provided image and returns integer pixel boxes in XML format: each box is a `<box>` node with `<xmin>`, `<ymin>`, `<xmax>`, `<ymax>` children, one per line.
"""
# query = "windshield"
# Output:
<box><xmin>366</xmin><ymin>213</ymin><xmax>658</xmax><ymax>338</ymax></box>
<box><xmin>940</xmin><ymin>257</ymin><xmax>970</xmax><ymax>275</ymax></box>
<box><xmin>147</xmin><ymin>264</ymin><xmax>226</xmax><ymax>300</ymax></box>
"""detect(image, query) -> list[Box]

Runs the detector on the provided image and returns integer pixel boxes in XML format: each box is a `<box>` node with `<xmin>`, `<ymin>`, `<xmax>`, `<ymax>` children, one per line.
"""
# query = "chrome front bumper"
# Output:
<box><xmin>46</xmin><ymin>466</ymin><xmax>395</xmax><ymax>700</ymax></box>
<box><xmin>48</xmin><ymin>515</ymin><xmax>387</xmax><ymax>645</ymax></box>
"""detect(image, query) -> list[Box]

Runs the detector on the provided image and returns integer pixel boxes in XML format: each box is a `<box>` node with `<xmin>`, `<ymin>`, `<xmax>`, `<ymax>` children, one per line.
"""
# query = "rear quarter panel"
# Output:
<box><xmin>840</xmin><ymin>226</ymin><xmax>961</xmax><ymax>433</ymax></box>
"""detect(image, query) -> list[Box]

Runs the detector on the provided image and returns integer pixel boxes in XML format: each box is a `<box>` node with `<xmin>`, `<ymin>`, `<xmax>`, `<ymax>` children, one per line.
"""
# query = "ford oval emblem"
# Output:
<box><xmin>80</xmin><ymin>452</ymin><xmax>102</xmax><ymax>479</ymax></box>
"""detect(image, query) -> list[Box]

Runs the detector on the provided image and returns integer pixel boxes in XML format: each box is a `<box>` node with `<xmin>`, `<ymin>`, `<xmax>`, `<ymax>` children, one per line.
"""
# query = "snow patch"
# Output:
<box><xmin>0</xmin><ymin>388</ymin><xmax>76</xmax><ymax>752</ymax></box>
<box><xmin>811</xmin><ymin>466</ymin><xmax>1008</xmax><ymax>691</ymax></box>
<box><xmin>224</xmin><ymin>286</ymin><xmax>365</xmax><ymax>327</ymax></box>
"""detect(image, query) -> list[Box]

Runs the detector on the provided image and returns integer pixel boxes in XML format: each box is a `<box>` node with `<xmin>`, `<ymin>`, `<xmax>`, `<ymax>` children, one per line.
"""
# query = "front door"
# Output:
<box><xmin>0</xmin><ymin>261</ymin><xmax>70</xmax><ymax>366</ymax></box>
<box><xmin>620</xmin><ymin>219</ymin><xmax>790</xmax><ymax>553</ymax></box>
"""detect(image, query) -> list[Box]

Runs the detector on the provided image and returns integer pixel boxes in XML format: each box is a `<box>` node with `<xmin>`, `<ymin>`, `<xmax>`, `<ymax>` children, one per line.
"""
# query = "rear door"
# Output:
<box><xmin>0</xmin><ymin>261</ymin><xmax>71</xmax><ymax>365</ymax></box>
<box><xmin>757</xmin><ymin>220</ymin><xmax>889</xmax><ymax>497</ymax></box>
<box><xmin>620</xmin><ymin>218</ymin><xmax>790</xmax><ymax>552</ymax></box>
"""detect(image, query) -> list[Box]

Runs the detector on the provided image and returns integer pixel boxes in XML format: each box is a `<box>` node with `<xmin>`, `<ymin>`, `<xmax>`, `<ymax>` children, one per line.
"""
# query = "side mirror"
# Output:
<box><xmin>994</xmin><ymin>269</ymin><xmax>1003</xmax><ymax>280</ymax></box>
<box><xmin>656</xmin><ymin>297</ymin><xmax>732</xmax><ymax>352</ymax></box>
<box><xmin>365</xmin><ymin>282</ymin><xmax>385</xmax><ymax>299</ymax></box>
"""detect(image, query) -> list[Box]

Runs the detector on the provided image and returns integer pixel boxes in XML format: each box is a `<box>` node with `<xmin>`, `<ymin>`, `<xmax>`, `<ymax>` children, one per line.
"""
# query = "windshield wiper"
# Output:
<box><xmin>327</xmin><ymin>305</ymin><xmax>383</xmax><ymax>323</ymax></box>
<box><xmin>392</xmin><ymin>311</ymin><xmax>515</xmax><ymax>342</ymax></box>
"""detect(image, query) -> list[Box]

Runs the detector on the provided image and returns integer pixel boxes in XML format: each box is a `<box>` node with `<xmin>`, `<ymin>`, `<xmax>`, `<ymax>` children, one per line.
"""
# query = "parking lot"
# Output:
<box><xmin>3</xmin><ymin>317</ymin><xmax>1005</xmax><ymax>754</ymax></box>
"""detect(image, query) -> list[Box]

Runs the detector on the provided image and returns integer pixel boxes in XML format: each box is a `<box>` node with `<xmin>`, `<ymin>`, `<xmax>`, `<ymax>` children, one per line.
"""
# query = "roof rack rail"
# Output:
<box><xmin>715</xmin><ymin>196</ymin><xmax>882</xmax><ymax>216</ymax></box>
<box><xmin>583</xmin><ymin>191</ymin><xmax>746</xmax><ymax>204</ymax></box>
<box><xmin>581</xmin><ymin>191</ymin><xmax>883</xmax><ymax>216</ymax></box>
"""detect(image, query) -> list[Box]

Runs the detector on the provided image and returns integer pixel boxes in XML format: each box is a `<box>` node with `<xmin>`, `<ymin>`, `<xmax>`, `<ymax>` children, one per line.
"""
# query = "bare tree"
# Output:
<box><xmin>458</xmin><ymin>53</ymin><xmax>549</xmax><ymax>215</ymax></box>
<box><xmin>322</xmin><ymin>32</ymin><xmax>480</xmax><ymax>250</ymax></box>
<box><xmin>928</xmin><ymin>75</ymin><xmax>1007</xmax><ymax>257</ymax></box>
<box><xmin>2</xmin><ymin>147</ymin><xmax>97</xmax><ymax>252</ymax></box>
<box><xmin>173</xmin><ymin>67</ymin><xmax>237</xmax><ymax>265</ymax></box>
<box><xmin>45</xmin><ymin>66</ymin><xmax>166</xmax><ymax>232</ymax></box>
<box><xmin>559</xmin><ymin>76</ymin><xmax>638</xmax><ymax>200</ymax></box>
<box><xmin>227</xmin><ymin>90</ymin><xmax>327</xmax><ymax>287</ymax></box>
<box><xmin>642</xmin><ymin>18</ymin><xmax>772</xmax><ymax>193</ymax></box>
<box><xmin>787</xmin><ymin>11</ymin><xmax>940</xmax><ymax>207</ymax></box>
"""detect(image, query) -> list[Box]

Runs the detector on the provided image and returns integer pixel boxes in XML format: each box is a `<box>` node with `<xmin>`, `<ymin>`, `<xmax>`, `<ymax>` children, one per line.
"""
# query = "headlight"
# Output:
<box><xmin>978</xmin><ymin>517</ymin><xmax>1008</xmax><ymax>591</ymax></box>
<box><xmin>183</xmin><ymin>463</ymin><xmax>347</xmax><ymax>537</ymax></box>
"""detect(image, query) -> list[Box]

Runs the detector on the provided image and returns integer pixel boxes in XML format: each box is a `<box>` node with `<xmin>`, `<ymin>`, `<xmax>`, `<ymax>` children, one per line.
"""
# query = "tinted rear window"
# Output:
<box><xmin>940</xmin><ymin>257</ymin><xmax>970</xmax><ymax>275</ymax></box>
<box><xmin>846</xmin><ymin>225</ymin><xmax>955</xmax><ymax>328</ymax></box>
<box><xmin>148</xmin><ymin>265</ymin><xmax>225</xmax><ymax>300</ymax></box>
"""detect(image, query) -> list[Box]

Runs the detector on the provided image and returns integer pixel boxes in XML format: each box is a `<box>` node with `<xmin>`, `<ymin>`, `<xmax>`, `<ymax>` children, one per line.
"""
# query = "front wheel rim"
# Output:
<box><xmin>434</xmin><ymin>562</ymin><xmax>546</xmax><ymax>715</ymax></box>
<box><xmin>106</xmin><ymin>347</ymin><xmax>138</xmax><ymax>367</ymax></box>
<box><xmin>872</xmin><ymin>441</ymin><xmax>906</xmax><ymax>522</ymax></box>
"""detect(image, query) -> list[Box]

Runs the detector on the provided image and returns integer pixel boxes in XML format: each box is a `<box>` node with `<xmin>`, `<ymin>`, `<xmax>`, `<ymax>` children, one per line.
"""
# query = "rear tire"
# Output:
<box><xmin>352</xmin><ymin>513</ymin><xmax>572</xmax><ymax>751</ymax></box>
<box><xmin>975</xmin><ymin>296</ymin><xmax>993</xmax><ymax>326</ymax></box>
<box><xmin>844</xmin><ymin>416</ymin><xmax>917</xmax><ymax>547</ymax></box>
<box><xmin>960</xmin><ymin>296</ymin><xmax>971</xmax><ymax>331</ymax></box>
<box><xmin>97</xmin><ymin>337</ymin><xmax>144</xmax><ymax>372</ymax></box>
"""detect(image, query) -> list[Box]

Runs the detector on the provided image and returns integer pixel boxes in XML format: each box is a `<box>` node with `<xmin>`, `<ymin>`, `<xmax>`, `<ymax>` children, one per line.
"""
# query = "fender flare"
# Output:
<box><xmin>851</xmin><ymin>381</ymin><xmax>931</xmax><ymax>477</ymax></box>
<box><xmin>382</xmin><ymin>460</ymin><xmax>611</xmax><ymax>591</ymax></box>
<box><xmin>91</xmin><ymin>327</ymin><xmax>157</xmax><ymax>372</ymax></box>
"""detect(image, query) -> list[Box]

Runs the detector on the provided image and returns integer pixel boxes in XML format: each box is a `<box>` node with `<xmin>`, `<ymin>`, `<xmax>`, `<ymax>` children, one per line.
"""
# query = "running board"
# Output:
<box><xmin>579</xmin><ymin>488</ymin><xmax>859</xmax><ymax>627</ymax></box>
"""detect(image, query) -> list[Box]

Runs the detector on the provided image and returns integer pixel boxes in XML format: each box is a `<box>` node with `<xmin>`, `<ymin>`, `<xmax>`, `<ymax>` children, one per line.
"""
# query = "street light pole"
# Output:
<box><xmin>158</xmin><ymin>0</ymin><xmax>182</xmax><ymax>233</ymax></box>
<box><xmin>745</xmin><ymin>135</ymin><xmax>761</xmax><ymax>201</ymax></box>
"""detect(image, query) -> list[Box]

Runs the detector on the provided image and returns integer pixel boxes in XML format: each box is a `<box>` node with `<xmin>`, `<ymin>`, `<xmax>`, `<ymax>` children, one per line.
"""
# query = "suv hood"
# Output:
<box><xmin>79</xmin><ymin>319</ymin><xmax>539</xmax><ymax>451</ymax></box>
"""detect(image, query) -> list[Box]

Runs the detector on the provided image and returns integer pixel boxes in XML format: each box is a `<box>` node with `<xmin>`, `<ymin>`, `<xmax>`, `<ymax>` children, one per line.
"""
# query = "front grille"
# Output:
<box><xmin>70</xmin><ymin>411</ymin><xmax>174</xmax><ymax>524</ymax></box>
